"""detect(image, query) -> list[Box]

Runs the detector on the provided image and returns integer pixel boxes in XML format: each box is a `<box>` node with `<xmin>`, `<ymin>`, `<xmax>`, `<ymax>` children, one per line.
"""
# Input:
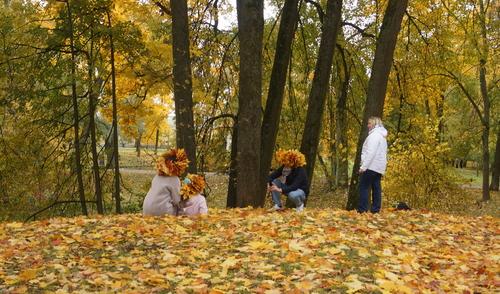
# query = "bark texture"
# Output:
<box><xmin>236</xmin><ymin>0</ymin><xmax>264</xmax><ymax>208</ymax></box>
<box><xmin>171</xmin><ymin>0</ymin><xmax>197</xmax><ymax>175</ymax></box>
<box><xmin>490</xmin><ymin>127</ymin><xmax>500</xmax><ymax>191</ymax></box>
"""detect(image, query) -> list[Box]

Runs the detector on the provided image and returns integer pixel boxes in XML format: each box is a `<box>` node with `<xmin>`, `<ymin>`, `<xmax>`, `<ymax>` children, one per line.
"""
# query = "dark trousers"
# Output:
<box><xmin>358</xmin><ymin>169</ymin><xmax>382</xmax><ymax>213</ymax></box>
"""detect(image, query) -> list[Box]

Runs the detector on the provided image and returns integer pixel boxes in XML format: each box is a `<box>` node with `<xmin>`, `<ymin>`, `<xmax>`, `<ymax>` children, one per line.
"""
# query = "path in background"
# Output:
<box><xmin>120</xmin><ymin>169</ymin><xmax>155</xmax><ymax>174</ymax></box>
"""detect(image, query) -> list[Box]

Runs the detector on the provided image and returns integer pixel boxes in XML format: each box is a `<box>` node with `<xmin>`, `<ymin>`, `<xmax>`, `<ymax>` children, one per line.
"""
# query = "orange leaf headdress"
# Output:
<box><xmin>155</xmin><ymin>148</ymin><xmax>189</xmax><ymax>177</ymax></box>
<box><xmin>275</xmin><ymin>149</ymin><xmax>306</xmax><ymax>168</ymax></box>
<box><xmin>181</xmin><ymin>173</ymin><xmax>206</xmax><ymax>199</ymax></box>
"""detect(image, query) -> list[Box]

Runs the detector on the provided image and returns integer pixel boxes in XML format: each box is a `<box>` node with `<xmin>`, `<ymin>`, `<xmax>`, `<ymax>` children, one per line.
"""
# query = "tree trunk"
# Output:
<box><xmin>259</xmin><ymin>0</ymin><xmax>300</xmax><ymax>206</ymax></box>
<box><xmin>479</xmin><ymin>63</ymin><xmax>490</xmax><ymax>201</ymax></box>
<box><xmin>336</xmin><ymin>45</ymin><xmax>350</xmax><ymax>188</ymax></box>
<box><xmin>171</xmin><ymin>0</ymin><xmax>197</xmax><ymax>175</ymax></box>
<box><xmin>65</xmin><ymin>1</ymin><xmax>87</xmax><ymax>216</ymax></box>
<box><xmin>107</xmin><ymin>10</ymin><xmax>121</xmax><ymax>214</ymax></box>
<box><xmin>490</xmin><ymin>126</ymin><xmax>500</xmax><ymax>191</ymax></box>
<box><xmin>105</xmin><ymin>132</ymin><xmax>114</xmax><ymax>169</ymax></box>
<box><xmin>437</xmin><ymin>94</ymin><xmax>444</xmax><ymax>139</ymax></box>
<box><xmin>328</xmin><ymin>94</ymin><xmax>336</xmax><ymax>188</ymax></box>
<box><xmin>346</xmin><ymin>0</ymin><xmax>408</xmax><ymax>210</ymax></box>
<box><xmin>135</xmin><ymin>133</ymin><xmax>142</xmax><ymax>157</ymax></box>
<box><xmin>478</xmin><ymin>0</ymin><xmax>490</xmax><ymax>201</ymax></box>
<box><xmin>227</xmin><ymin>119</ymin><xmax>238</xmax><ymax>208</ymax></box>
<box><xmin>299</xmin><ymin>0</ymin><xmax>343</xmax><ymax>203</ymax></box>
<box><xmin>236</xmin><ymin>0</ymin><xmax>264</xmax><ymax>208</ymax></box>
<box><xmin>155</xmin><ymin>129</ymin><xmax>159</xmax><ymax>155</ymax></box>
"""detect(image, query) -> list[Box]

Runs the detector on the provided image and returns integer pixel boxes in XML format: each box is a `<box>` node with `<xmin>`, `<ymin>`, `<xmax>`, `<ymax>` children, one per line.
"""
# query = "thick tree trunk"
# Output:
<box><xmin>66</xmin><ymin>1</ymin><xmax>87</xmax><ymax>216</ymax></box>
<box><xmin>346</xmin><ymin>0</ymin><xmax>408</xmax><ymax>210</ymax></box>
<box><xmin>490</xmin><ymin>126</ymin><xmax>500</xmax><ymax>191</ymax></box>
<box><xmin>227</xmin><ymin>120</ymin><xmax>238</xmax><ymax>208</ymax></box>
<box><xmin>171</xmin><ymin>0</ymin><xmax>197</xmax><ymax>175</ymax></box>
<box><xmin>259</xmin><ymin>0</ymin><xmax>300</xmax><ymax>203</ymax></box>
<box><xmin>299</xmin><ymin>0</ymin><xmax>343</xmax><ymax>203</ymax></box>
<box><xmin>236</xmin><ymin>0</ymin><xmax>264</xmax><ymax>208</ymax></box>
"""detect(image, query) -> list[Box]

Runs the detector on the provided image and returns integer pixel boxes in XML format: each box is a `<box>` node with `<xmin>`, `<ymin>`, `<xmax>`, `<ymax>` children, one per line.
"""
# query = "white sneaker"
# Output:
<box><xmin>268</xmin><ymin>204</ymin><xmax>282</xmax><ymax>212</ymax></box>
<box><xmin>296</xmin><ymin>203</ymin><xmax>304</xmax><ymax>213</ymax></box>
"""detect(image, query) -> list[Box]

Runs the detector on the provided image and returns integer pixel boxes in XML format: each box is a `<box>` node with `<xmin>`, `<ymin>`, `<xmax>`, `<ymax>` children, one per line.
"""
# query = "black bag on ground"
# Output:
<box><xmin>396</xmin><ymin>202</ymin><xmax>412</xmax><ymax>211</ymax></box>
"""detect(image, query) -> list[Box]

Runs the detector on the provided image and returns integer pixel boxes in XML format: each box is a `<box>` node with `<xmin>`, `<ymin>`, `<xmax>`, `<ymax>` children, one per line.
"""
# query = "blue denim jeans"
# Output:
<box><xmin>358</xmin><ymin>169</ymin><xmax>382</xmax><ymax>213</ymax></box>
<box><xmin>271</xmin><ymin>179</ymin><xmax>305</xmax><ymax>208</ymax></box>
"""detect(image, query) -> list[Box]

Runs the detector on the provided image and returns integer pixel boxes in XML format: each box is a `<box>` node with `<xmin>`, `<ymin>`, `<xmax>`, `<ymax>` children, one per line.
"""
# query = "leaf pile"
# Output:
<box><xmin>1</xmin><ymin>208</ymin><xmax>499</xmax><ymax>293</ymax></box>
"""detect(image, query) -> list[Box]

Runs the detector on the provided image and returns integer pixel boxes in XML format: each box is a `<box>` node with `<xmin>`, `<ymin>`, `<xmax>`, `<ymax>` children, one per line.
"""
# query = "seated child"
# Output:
<box><xmin>179</xmin><ymin>174</ymin><xmax>208</xmax><ymax>216</ymax></box>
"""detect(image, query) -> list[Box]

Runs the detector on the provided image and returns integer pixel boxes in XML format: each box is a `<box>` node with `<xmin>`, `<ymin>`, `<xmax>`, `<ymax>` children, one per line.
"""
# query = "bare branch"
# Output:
<box><xmin>304</xmin><ymin>0</ymin><xmax>324</xmax><ymax>24</ymax></box>
<box><xmin>341</xmin><ymin>22</ymin><xmax>375</xmax><ymax>38</ymax></box>
<box><xmin>155</xmin><ymin>1</ymin><xmax>171</xmax><ymax>16</ymax></box>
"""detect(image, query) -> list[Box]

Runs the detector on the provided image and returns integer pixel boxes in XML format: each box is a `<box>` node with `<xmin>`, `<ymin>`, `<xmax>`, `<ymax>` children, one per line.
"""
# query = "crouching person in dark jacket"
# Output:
<box><xmin>267</xmin><ymin>149</ymin><xmax>309</xmax><ymax>213</ymax></box>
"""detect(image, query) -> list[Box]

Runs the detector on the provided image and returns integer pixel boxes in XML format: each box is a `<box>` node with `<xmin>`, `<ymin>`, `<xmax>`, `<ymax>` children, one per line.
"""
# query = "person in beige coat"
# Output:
<box><xmin>143</xmin><ymin>149</ymin><xmax>189</xmax><ymax>217</ymax></box>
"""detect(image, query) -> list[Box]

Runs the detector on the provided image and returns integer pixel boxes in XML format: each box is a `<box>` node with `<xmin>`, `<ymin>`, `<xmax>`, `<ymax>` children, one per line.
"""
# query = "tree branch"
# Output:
<box><xmin>341</xmin><ymin>22</ymin><xmax>375</xmax><ymax>38</ymax></box>
<box><xmin>155</xmin><ymin>1</ymin><xmax>171</xmax><ymax>15</ymax></box>
<box><xmin>304</xmin><ymin>0</ymin><xmax>324</xmax><ymax>24</ymax></box>
<box><xmin>25</xmin><ymin>201</ymin><xmax>98</xmax><ymax>223</ymax></box>
<box><xmin>441</xmin><ymin>70</ymin><xmax>485</xmax><ymax>125</ymax></box>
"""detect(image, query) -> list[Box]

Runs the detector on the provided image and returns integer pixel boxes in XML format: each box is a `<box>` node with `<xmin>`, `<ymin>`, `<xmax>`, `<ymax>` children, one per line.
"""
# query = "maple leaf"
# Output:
<box><xmin>4</xmin><ymin>275</ymin><xmax>20</xmax><ymax>285</ymax></box>
<box><xmin>344</xmin><ymin>279</ymin><xmax>365</xmax><ymax>293</ymax></box>
<box><xmin>264</xmin><ymin>290</ymin><xmax>281</xmax><ymax>294</ymax></box>
<box><xmin>379</xmin><ymin>280</ymin><xmax>413</xmax><ymax>293</ymax></box>
<box><xmin>20</xmin><ymin>268</ymin><xmax>37</xmax><ymax>281</ymax></box>
<box><xmin>248</xmin><ymin>241</ymin><xmax>274</xmax><ymax>249</ymax></box>
<box><xmin>294</xmin><ymin>280</ymin><xmax>312</xmax><ymax>291</ymax></box>
<box><xmin>288</xmin><ymin>240</ymin><xmax>311</xmax><ymax>254</ymax></box>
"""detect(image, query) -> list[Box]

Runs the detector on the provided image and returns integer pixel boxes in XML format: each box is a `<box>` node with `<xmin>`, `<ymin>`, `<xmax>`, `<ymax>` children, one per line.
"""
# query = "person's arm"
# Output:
<box><xmin>198</xmin><ymin>196</ymin><xmax>208</xmax><ymax>215</ymax></box>
<box><xmin>267</xmin><ymin>166</ymin><xmax>284</xmax><ymax>183</ymax></box>
<box><xmin>359</xmin><ymin>135</ymin><xmax>378</xmax><ymax>172</ymax></box>
<box><xmin>171</xmin><ymin>177</ymin><xmax>182</xmax><ymax>206</ymax></box>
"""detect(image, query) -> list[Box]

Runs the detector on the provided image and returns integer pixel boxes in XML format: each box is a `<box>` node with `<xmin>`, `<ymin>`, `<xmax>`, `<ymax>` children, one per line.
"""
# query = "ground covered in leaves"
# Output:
<box><xmin>1</xmin><ymin>208</ymin><xmax>499</xmax><ymax>293</ymax></box>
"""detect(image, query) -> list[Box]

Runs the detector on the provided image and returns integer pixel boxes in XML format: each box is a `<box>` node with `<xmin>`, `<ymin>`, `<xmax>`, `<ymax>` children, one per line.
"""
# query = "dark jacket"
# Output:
<box><xmin>268</xmin><ymin>165</ymin><xmax>309</xmax><ymax>196</ymax></box>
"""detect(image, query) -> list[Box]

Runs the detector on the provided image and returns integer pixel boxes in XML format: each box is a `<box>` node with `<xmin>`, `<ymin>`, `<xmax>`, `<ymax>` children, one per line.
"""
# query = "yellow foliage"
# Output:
<box><xmin>383</xmin><ymin>118</ymin><xmax>470</xmax><ymax>213</ymax></box>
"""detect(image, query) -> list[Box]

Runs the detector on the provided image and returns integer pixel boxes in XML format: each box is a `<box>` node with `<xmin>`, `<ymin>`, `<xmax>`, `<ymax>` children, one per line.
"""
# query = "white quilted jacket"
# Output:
<box><xmin>360</xmin><ymin>125</ymin><xmax>388</xmax><ymax>174</ymax></box>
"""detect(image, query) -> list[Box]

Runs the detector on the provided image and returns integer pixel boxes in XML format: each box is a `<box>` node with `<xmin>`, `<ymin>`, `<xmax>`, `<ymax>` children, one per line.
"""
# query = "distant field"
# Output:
<box><xmin>119</xmin><ymin>148</ymin><xmax>161</xmax><ymax>169</ymax></box>
<box><xmin>450</xmin><ymin>166</ymin><xmax>484</xmax><ymax>186</ymax></box>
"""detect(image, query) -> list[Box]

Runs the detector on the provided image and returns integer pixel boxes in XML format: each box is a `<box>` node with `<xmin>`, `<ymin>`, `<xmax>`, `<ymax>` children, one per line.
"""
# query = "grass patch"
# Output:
<box><xmin>119</xmin><ymin>148</ymin><xmax>161</xmax><ymax>169</ymax></box>
<box><xmin>450</xmin><ymin>167</ymin><xmax>484</xmax><ymax>185</ymax></box>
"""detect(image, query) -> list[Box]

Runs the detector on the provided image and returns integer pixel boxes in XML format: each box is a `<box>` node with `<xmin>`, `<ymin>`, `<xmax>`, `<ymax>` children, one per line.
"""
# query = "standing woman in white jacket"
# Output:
<box><xmin>358</xmin><ymin>117</ymin><xmax>388</xmax><ymax>213</ymax></box>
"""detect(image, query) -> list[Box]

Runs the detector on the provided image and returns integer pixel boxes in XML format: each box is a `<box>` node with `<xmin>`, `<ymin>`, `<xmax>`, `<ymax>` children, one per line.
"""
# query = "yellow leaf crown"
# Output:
<box><xmin>275</xmin><ymin>149</ymin><xmax>306</xmax><ymax>167</ymax></box>
<box><xmin>181</xmin><ymin>173</ymin><xmax>206</xmax><ymax>199</ymax></box>
<box><xmin>155</xmin><ymin>148</ymin><xmax>189</xmax><ymax>177</ymax></box>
